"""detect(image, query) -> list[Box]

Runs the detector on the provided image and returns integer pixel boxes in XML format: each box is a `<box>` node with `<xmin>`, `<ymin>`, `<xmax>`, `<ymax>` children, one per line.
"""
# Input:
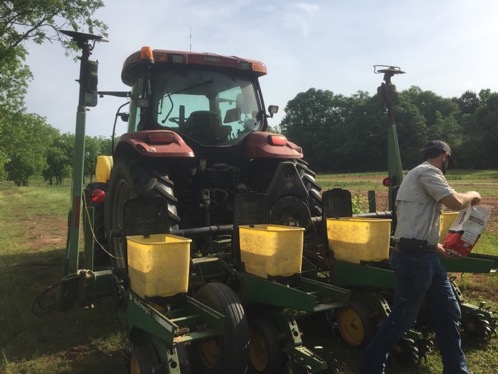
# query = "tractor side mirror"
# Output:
<box><xmin>267</xmin><ymin>105</ymin><xmax>279</xmax><ymax>118</ymax></box>
<box><xmin>224</xmin><ymin>107</ymin><xmax>240</xmax><ymax>123</ymax></box>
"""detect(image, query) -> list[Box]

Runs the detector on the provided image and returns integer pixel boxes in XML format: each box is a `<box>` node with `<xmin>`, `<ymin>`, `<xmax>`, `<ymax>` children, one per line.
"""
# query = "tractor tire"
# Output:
<box><xmin>249</xmin><ymin>318</ymin><xmax>284</xmax><ymax>374</ymax></box>
<box><xmin>295</xmin><ymin>159</ymin><xmax>322</xmax><ymax>217</ymax></box>
<box><xmin>107</xmin><ymin>154</ymin><xmax>180</xmax><ymax>269</ymax></box>
<box><xmin>192</xmin><ymin>282</ymin><xmax>249</xmax><ymax>374</ymax></box>
<box><xmin>269</xmin><ymin>159</ymin><xmax>322</xmax><ymax>229</ymax></box>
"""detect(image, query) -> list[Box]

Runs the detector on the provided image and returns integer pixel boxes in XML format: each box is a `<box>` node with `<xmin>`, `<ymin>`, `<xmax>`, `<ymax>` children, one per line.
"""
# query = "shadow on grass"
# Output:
<box><xmin>0</xmin><ymin>248</ymin><xmax>125</xmax><ymax>373</ymax></box>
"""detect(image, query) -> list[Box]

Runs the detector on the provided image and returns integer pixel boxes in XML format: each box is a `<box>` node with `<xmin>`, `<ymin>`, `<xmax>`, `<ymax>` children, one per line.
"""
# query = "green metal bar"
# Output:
<box><xmin>126</xmin><ymin>293</ymin><xmax>224</xmax><ymax>346</ymax></box>
<box><xmin>331</xmin><ymin>260</ymin><xmax>395</xmax><ymax>288</ymax></box>
<box><xmin>63</xmin><ymin>39</ymin><xmax>92</xmax><ymax>276</ymax></box>
<box><xmin>440</xmin><ymin>255</ymin><xmax>496</xmax><ymax>273</ymax></box>
<box><xmin>240</xmin><ymin>274</ymin><xmax>350</xmax><ymax>313</ymax></box>
<box><xmin>270</xmin><ymin>312</ymin><xmax>328</xmax><ymax>372</ymax></box>
<box><xmin>66</xmin><ymin>109</ymin><xmax>86</xmax><ymax>273</ymax></box>
<box><xmin>387</xmin><ymin>118</ymin><xmax>403</xmax><ymax>211</ymax></box>
<box><xmin>376</xmin><ymin>67</ymin><xmax>405</xmax><ymax>211</ymax></box>
<box><xmin>165</xmin><ymin>346</ymin><xmax>182</xmax><ymax>374</ymax></box>
<box><xmin>368</xmin><ymin>190</ymin><xmax>376</xmax><ymax>212</ymax></box>
<box><xmin>240</xmin><ymin>274</ymin><xmax>318</xmax><ymax>312</ymax></box>
<box><xmin>297</xmin><ymin>277</ymin><xmax>351</xmax><ymax>309</ymax></box>
<box><xmin>348</xmin><ymin>289</ymin><xmax>391</xmax><ymax>319</ymax></box>
<box><xmin>127</xmin><ymin>293</ymin><xmax>180</xmax><ymax>345</ymax></box>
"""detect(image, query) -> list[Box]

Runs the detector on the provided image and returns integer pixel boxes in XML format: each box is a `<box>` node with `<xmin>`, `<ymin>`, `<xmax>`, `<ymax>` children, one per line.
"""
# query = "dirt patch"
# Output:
<box><xmin>27</xmin><ymin>215</ymin><xmax>67</xmax><ymax>251</ymax></box>
<box><xmin>483</xmin><ymin>196</ymin><xmax>498</xmax><ymax>234</ymax></box>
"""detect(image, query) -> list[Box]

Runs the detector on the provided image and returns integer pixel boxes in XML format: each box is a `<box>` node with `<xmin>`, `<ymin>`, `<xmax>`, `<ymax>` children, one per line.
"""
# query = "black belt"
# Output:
<box><xmin>395</xmin><ymin>238</ymin><xmax>436</xmax><ymax>253</ymax></box>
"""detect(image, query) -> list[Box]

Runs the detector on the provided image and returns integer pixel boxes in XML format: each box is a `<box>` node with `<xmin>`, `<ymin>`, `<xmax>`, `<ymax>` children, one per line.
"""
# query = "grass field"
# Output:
<box><xmin>0</xmin><ymin>171</ymin><xmax>496</xmax><ymax>373</ymax></box>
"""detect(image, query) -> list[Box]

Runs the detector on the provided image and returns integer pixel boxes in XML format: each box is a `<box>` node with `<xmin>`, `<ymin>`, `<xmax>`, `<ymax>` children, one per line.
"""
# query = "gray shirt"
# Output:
<box><xmin>394</xmin><ymin>162</ymin><xmax>455</xmax><ymax>245</ymax></box>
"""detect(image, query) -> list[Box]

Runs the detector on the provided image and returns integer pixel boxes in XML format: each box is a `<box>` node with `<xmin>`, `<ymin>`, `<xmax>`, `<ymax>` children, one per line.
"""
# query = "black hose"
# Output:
<box><xmin>31</xmin><ymin>273</ymin><xmax>80</xmax><ymax>317</ymax></box>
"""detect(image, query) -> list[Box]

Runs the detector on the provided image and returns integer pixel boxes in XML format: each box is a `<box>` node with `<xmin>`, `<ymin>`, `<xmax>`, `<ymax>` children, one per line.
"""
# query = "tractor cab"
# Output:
<box><xmin>123</xmin><ymin>47</ymin><xmax>278</xmax><ymax>147</ymax></box>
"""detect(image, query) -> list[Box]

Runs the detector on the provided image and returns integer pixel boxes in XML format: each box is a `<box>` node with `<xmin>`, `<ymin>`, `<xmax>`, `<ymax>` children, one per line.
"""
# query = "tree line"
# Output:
<box><xmin>1</xmin><ymin>86</ymin><xmax>497</xmax><ymax>186</ymax></box>
<box><xmin>0</xmin><ymin>0</ymin><xmax>107</xmax><ymax>186</ymax></box>
<box><xmin>0</xmin><ymin>115</ymin><xmax>111</xmax><ymax>186</ymax></box>
<box><xmin>279</xmin><ymin>87</ymin><xmax>498</xmax><ymax>172</ymax></box>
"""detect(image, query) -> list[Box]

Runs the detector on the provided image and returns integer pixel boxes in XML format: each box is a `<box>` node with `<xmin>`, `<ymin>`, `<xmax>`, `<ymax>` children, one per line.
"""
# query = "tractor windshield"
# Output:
<box><xmin>152</xmin><ymin>69</ymin><xmax>263</xmax><ymax>145</ymax></box>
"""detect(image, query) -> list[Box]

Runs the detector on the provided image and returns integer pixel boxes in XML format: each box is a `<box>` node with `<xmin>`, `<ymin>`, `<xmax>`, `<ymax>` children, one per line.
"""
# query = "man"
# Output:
<box><xmin>358</xmin><ymin>140</ymin><xmax>481</xmax><ymax>374</ymax></box>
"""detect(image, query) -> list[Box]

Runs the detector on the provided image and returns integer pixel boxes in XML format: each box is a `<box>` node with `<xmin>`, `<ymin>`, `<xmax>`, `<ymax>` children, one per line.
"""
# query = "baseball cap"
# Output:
<box><xmin>424</xmin><ymin>140</ymin><xmax>454</xmax><ymax>164</ymax></box>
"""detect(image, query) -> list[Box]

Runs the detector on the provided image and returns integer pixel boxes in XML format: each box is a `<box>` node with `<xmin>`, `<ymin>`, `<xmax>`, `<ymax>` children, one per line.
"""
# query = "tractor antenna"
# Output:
<box><xmin>190</xmin><ymin>26</ymin><xmax>192</xmax><ymax>52</ymax></box>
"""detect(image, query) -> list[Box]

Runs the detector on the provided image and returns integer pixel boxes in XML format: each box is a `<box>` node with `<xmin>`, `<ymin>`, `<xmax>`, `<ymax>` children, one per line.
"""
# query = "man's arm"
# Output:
<box><xmin>440</xmin><ymin>191</ymin><xmax>481</xmax><ymax>211</ymax></box>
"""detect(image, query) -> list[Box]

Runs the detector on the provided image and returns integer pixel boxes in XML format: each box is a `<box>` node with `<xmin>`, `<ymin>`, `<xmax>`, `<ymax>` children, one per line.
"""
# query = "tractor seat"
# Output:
<box><xmin>186</xmin><ymin>111</ymin><xmax>231</xmax><ymax>144</ymax></box>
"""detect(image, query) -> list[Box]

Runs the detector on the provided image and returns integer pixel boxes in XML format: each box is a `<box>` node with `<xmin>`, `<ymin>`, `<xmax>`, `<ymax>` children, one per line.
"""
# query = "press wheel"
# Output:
<box><xmin>249</xmin><ymin>318</ymin><xmax>284</xmax><ymax>374</ymax></box>
<box><xmin>336</xmin><ymin>300</ymin><xmax>376</xmax><ymax>348</ymax></box>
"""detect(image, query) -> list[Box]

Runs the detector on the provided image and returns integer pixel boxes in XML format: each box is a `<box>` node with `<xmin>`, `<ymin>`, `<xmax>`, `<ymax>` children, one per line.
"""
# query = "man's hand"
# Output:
<box><xmin>437</xmin><ymin>243</ymin><xmax>463</xmax><ymax>259</ymax></box>
<box><xmin>471</xmin><ymin>194</ymin><xmax>481</xmax><ymax>206</ymax></box>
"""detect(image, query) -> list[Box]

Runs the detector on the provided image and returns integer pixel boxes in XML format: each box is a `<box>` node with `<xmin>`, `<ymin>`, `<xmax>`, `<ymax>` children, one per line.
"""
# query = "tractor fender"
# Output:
<box><xmin>114</xmin><ymin>130</ymin><xmax>195</xmax><ymax>159</ymax></box>
<box><xmin>245</xmin><ymin>132</ymin><xmax>303</xmax><ymax>159</ymax></box>
<box><xmin>266</xmin><ymin>161</ymin><xmax>308</xmax><ymax>204</ymax></box>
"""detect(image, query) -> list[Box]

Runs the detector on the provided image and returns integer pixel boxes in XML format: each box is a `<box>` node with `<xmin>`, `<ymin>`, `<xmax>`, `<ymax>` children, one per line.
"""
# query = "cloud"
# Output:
<box><xmin>291</xmin><ymin>2</ymin><xmax>319</xmax><ymax>14</ymax></box>
<box><xmin>280</xmin><ymin>2</ymin><xmax>319</xmax><ymax>36</ymax></box>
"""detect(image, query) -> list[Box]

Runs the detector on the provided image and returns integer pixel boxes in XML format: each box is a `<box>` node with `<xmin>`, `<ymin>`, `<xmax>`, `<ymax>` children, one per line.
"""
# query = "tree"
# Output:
<box><xmin>402</xmin><ymin>86</ymin><xmax>460</xmax><ymax>135</ymax></box>
<box><xmin>0</xmin><ymin>46</ymin><xmax>30</xmax><ymax>111</ymax></box>
<box><xmin>0</xmin><ymin>1</ymin><xmax>107</xmax><ymax>108</ymax></box>
<box><xmin>85</xmin><ymin>135</ymin><xmax>112</xmax><ymax>181</ymax></box>
<box><xmin>43</xmin><ymin>132</ymin><xmax>74</xmax><ymax>185</ymax></box>
<box><xmin>3</xmin><ymin>112</ymin><xmax>58</xmax><ymax>186</ymax></box>
<box><xmin>453</xmin><ymin>90</ymin><xmax>480</xmax><ymax>115</ymax></box>
<box><xmin>0</xmin><ymin>1</ymin><xmax>107</xmax><ymax>61</ymax></box>
<box><xmin>279</xmin><ymin>86</ymin><xmax>498</xmax><ymax>173</ymax></box>
<box><xmin>0</xmin><ymin>1</ymin><xmax>108</xmax><ymax>181</ymax></box>
<box><xmin>466</xmin><ymin>92</ymin><xmax>498</xmax><ymax>168</ymax></box>
<box><xmin>396</xmin><ymin>87</ymin><xmax>463</xmax><ymax>168</ymax></box>
<box><xmin>334</xmin><ymin>92</ymin><xmax>386</xmax><ymax>172</ymax></box>
<box><xmin>280</xmin><ymin>88</ymin><xmax>354</xmax><ymax>171</ymax></box>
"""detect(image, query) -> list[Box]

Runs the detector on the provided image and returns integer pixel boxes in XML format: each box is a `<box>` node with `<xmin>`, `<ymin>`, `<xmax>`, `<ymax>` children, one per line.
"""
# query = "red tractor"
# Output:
<box><xmin>90</xmin><ymin>46</ymin><xmax>323</xmax><ymax>269</ymax></box>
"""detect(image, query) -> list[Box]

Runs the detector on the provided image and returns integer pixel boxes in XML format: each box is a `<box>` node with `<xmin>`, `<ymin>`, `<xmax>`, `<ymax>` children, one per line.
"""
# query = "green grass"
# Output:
<box><xmin>0</xmin><ymin>182</ymin><xmax>124</xmax><ymax>374</ymax></box>
<box><xmin>0</xmin><ymin>171</ymin><xmax>497</xmax><ymax>373</ymax></box>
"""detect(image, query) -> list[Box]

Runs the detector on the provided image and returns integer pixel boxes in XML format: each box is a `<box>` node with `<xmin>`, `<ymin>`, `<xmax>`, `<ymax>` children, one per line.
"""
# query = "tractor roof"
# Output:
<box><xmin>121</xmin><ymin>47</ymin><xmax>267</xmax><ymax>86</ymax></box>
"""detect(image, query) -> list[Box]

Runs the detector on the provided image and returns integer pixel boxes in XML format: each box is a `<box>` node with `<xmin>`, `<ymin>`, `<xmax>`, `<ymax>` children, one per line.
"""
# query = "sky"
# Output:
<box><xmin>24</xmin><ymin>0</ymin><xmax>498</xmax><ymax>137</ymax></box>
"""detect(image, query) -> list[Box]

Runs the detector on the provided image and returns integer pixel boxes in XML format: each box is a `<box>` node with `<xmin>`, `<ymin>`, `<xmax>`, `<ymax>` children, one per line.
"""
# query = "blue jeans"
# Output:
<box><xmin>358</xmin><ymin>249</ymin><xmax>468</xmax><ymax>374</ymax></box>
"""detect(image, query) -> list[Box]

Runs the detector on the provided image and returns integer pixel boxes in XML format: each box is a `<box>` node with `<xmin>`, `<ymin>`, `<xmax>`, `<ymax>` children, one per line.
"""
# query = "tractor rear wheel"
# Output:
<box><xmin>192</xmin><ymin>282</ymin><xmax>249</xmax><ymax>374</ymax></box>
<box><xmin>269</xmin><ymin>159</ymin><xmax>322</xmax><ymax>229</ymax></box>
<box><xmin>107</xmin><ymin>155</ymin><xmax>180</xmax><ymax>269</ymax></box>
<box><xmin>296</xmin><ymin>159</ymin><xmax>322</xmax><ymax>217</ymax></box>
